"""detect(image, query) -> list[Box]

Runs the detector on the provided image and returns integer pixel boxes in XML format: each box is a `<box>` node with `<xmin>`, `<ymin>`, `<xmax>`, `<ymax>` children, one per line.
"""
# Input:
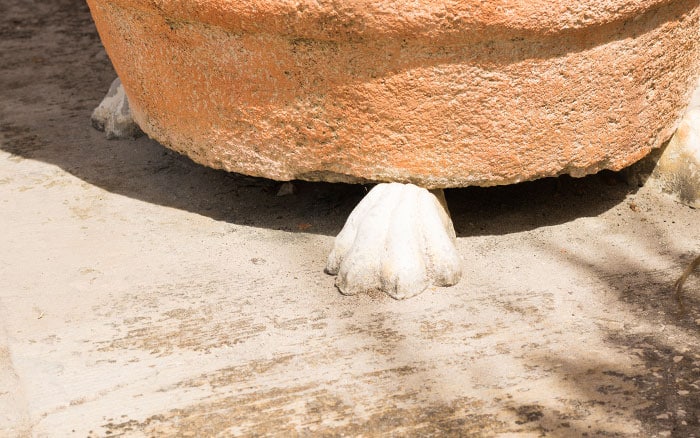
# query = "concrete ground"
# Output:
<box><xmin>2</xmin><ymin>0</ymin><xmax>700</xmax><ymax>436</ymax></box>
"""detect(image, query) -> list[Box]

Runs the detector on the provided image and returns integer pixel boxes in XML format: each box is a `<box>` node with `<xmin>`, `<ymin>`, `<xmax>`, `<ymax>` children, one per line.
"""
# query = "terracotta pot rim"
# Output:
<box><xmin>104</xmin><ymin>0</ymin><xmax>688</xmax><ymax>42</ymax></box>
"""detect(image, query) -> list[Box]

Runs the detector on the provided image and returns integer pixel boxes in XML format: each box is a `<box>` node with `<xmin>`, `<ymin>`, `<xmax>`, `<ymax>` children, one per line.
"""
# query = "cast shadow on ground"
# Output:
<box><xmin>529</xmin><ymin>238</ymin><xmax>700</xmax><ymax>436</ymax></box>
<box><xmin>0</xmin><ymin>118</ymin><xmax>641</xmax><ymax>239</ymax></box>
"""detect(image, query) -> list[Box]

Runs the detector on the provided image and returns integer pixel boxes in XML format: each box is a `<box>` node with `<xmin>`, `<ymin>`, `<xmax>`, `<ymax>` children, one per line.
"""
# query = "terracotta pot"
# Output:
<box><xmin>87</xmin><ymin>0</ymin><xmax>700</xmax><ymax>188</ymax></box>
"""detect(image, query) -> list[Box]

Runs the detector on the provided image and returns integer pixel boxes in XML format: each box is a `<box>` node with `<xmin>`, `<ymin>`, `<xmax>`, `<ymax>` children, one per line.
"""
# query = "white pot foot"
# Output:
<box><xmin>91</xmin><ymin>78</ymin><xmax>143</xmax><ymax>140</ymax></box>
<box><xmin>326</xmin><ymin>183</ymin><xmax>462</xmax><ymax>299</ymax></box>
<box><xmin>651</xmin><ymin>108</ymin><xmax>700</xmax><ymax>208</ymax></box>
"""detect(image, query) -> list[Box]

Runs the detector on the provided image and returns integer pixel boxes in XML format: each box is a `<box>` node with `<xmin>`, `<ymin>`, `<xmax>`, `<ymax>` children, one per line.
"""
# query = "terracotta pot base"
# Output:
<box><xmin>88</xmin><ymin>0</ymin><xmax>700</xmax><ymax>188</ymax></box>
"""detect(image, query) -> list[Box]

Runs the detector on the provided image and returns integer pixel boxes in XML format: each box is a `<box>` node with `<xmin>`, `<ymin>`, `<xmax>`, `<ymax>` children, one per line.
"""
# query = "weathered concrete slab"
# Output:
<box><xmin>0</xmin><ymin>315</ymin><xmax>30</xmax><ymax>437</ymax></box>
<box><xmin>1</xmin><ymin>0</ymin><xmax>700</xmax><ymax>436</ymax></box>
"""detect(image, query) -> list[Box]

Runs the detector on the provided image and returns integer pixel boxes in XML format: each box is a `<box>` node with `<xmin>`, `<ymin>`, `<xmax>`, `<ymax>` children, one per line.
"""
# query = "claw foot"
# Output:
<box><xmin>91</xmin><ymin>78</ymin><xmax>143</xmax><ymax>140</ymax></box>
<box><xmin>326</xmin><ymin>183</ymin><xmax>462</xmax><ymax>299</ymax></box>
<box><xmin>652</xmin><ymin>108</ymin><xmax>700</xmax><ymax>208</ymax></box>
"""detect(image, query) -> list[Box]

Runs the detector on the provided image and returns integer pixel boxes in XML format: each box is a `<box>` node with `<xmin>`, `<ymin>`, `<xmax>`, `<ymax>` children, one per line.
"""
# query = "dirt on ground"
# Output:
<box><xmin>1</xmin><ymin>0</ymin><xmax>700</xmax><ymax>437</ymax></box>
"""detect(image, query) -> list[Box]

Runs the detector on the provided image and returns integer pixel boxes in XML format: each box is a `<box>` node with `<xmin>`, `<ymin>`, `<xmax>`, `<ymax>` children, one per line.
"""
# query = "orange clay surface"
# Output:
<box><xmin>87</xmin><ymin>0</ymin><xmax>700</xmax><ymax>188</ymax></box>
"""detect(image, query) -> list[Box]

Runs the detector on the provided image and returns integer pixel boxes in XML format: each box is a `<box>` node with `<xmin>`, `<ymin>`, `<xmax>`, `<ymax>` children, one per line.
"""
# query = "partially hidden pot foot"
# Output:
<box><xmin>91</xmin><ymin>77</ymin><xmax>143</xmax><ymax>140</ymax></box>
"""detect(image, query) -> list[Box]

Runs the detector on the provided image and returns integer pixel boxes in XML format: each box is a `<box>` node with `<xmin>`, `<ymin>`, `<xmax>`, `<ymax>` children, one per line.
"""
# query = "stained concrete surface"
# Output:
<box><xmin>1</xmin><ymin>0</ymin><xmax>700</xmax><ymax>436</ymax></box>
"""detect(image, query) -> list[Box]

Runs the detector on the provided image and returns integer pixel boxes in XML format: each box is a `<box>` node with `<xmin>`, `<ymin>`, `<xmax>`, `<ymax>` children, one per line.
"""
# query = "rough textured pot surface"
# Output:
<box><xmin>87</xmin><ymin>0</ymin><xmax>700</xmax><ymax>188</ymax></box>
